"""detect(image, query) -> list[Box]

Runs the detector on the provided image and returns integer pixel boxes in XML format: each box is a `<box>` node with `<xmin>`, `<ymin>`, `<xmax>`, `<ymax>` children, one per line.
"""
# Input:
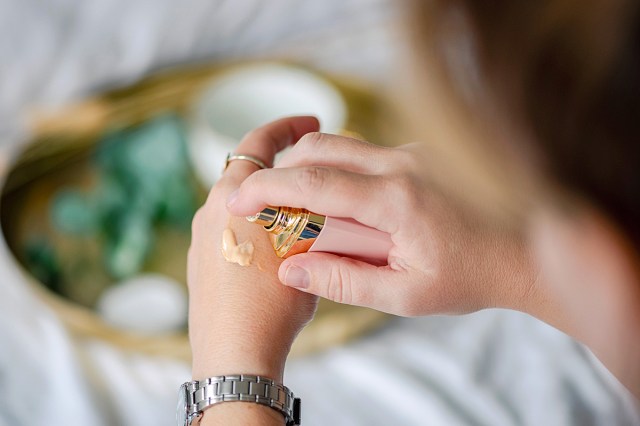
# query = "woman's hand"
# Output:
<box><xmin>226</xmin><ymin>132</ymin><xmax>538</xmax><ymax>316</ymax></box>
<box><xmin>188</xmin><ymin>117</ymin><xmax>319</xmax><ymax>386</ymax></box>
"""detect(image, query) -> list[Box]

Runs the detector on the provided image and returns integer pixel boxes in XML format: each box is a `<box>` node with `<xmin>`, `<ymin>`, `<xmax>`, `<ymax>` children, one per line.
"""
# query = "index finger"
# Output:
<box><xmin>221</xmin><ymin>116</ymin><xmax>320</xmax><ymax>184</ymax></box>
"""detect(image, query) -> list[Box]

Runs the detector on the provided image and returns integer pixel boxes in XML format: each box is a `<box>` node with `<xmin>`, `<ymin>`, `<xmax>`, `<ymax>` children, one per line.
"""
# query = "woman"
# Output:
<box><xmin>184</xmin><ymin>0</ymin><xmax>640</xmax><ymax>424</ymax></box>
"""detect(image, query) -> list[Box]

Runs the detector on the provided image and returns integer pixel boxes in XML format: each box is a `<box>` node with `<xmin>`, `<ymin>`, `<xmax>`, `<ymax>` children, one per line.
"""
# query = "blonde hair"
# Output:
<box><xmin>405</xmin><ymin>0</ymin><xmax>640</xmax><ymax>245</ymax></box>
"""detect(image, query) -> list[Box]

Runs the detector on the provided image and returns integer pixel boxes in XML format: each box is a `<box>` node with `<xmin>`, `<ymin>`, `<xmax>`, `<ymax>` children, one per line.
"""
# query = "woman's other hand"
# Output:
<box><xmin>226</xmin><ymin>133</ymin><xmax>538</xmax><ymax>316</ymax></box>
<box><xmin>188</xmin><ymin>116</ymin><xmax>319</xmax><ymax>384</ymax></box>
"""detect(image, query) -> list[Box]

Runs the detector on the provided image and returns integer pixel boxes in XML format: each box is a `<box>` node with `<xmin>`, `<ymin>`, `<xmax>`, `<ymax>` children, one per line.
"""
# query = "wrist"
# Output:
<box><xmin>190</xmin><ymin>320</ymin><xmax>293</xmax><ymax>383</ymax></box>
<box><xmin>482</xmin><ymin>227</ymin><xmax>541</xmax><ymax>314</ymax></box>
<box><xmin>192</xmin><ymin>350</ymin><xmax>287</xmax><ymax>384</ymax></box>
<box><xmin>189</xmin><ymin>287</ymin><xmax>313</xmax><ymax>383</ymax></box>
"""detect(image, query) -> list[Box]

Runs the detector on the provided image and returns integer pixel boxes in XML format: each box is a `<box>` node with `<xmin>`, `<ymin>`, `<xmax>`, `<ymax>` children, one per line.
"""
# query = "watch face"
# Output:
<box><xmin>176</xmin><ymin>383</ymin><xmax>188</xmax><ymax>426</ymax></box>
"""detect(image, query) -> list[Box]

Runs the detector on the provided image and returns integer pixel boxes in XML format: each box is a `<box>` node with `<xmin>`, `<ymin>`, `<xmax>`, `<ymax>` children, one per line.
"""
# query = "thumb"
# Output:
<box><xmin>278</xmin><ymin>252</ymin><xmax>412</xmax><ymax>315</ymax></box>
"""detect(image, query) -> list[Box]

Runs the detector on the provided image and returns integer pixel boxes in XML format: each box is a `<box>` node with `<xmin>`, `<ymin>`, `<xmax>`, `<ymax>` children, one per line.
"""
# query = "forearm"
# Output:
<box><xmin>538</xmin><ymin>282</ymin><xmax>640</xmax><ymax>398</ymax></box>
<box><xmin>472</xmin><ymin>224</ymin><xmax>640</xmax><ymax>398</ymax></box>
<box><xmin>515</xmin><ymin>258</ymin><xmax>640</xmax><ymax>398</ymax></box>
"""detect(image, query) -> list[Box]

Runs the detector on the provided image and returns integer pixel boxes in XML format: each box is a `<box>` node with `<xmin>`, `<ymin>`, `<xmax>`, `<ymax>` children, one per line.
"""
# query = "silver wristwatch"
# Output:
<box><xmin>177</xmin><ymin>375</ymin><xmax>301</xmax><ymax>426</ymax></box>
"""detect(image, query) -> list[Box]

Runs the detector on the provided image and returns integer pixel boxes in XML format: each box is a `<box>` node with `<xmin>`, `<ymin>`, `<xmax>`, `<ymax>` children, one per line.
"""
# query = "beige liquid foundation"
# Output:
<box><xmin>247</xmin><ymin>206</ymin><xmax>393</xmax><ymax>265</ymax></box>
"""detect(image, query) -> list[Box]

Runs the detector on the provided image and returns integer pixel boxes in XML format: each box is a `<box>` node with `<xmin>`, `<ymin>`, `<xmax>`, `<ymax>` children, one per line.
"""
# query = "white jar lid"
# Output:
<box><xmin>188</xmin><ymin>63</ymin><xmax>347</xmax><ymax>187</ymax></box>
<box><xmin>96</xmin><ymin>273</ymin><xmax>187</xmax><ymax>335</ymax></box>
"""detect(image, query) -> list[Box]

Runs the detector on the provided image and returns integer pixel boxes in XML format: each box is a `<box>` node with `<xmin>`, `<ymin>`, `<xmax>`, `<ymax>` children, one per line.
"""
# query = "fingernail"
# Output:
<box><xmin>283</xmin><ymin>265</ymin><xmax>310</xmax><ymax>289</ymax></box>
<box><xmin>226</xmin><ymin>189</ymin><xmax>239</xmax><ymax>208</ymax></box>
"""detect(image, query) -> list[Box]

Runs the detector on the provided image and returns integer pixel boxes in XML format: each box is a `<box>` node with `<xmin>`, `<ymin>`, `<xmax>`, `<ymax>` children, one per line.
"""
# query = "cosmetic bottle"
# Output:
<box><xmin>247</xmin><ymin>206</ymin><xmax>392</xmax><ymax>265</ymax></box>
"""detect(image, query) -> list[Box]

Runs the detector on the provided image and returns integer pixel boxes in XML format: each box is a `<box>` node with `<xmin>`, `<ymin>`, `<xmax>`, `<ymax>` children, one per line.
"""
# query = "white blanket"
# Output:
<box><xmin>0</xmin><ymin>1</ymin><xmax>638</xmax><ymax>425</ymax></box>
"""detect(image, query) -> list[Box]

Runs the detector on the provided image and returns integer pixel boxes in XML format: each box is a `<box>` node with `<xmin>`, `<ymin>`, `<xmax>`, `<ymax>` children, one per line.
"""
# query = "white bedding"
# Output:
<box><xmin>0</xmin><ymin>1</ymin><xmax>638</xmax><ymax>425</ymax></box>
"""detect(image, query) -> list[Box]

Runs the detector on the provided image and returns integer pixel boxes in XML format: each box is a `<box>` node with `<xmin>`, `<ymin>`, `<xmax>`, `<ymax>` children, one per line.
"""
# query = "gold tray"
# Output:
<box><xmin>0</xmin><ymin>62</ymin><xmax>391</xmax><ymax>361</ymax></box>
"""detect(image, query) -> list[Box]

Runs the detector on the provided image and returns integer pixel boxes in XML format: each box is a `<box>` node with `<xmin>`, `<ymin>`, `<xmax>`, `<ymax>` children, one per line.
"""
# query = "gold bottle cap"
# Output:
<box><xmin>246</xmin><ymin>206</ymin><xmax>280</xmax><ymax>226</ymax></box>
<box><xmin>246</xmin><ymin>206</ymin><xmax>326</xmax><ymax>258</ymax></box>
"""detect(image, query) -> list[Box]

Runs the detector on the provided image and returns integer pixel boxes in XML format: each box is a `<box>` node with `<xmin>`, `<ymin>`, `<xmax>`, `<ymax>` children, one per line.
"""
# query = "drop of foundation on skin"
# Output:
<box><xmin>221</xmin><ymin>228</ymin><xmax>254</xmax><ymax>266</ymax></box>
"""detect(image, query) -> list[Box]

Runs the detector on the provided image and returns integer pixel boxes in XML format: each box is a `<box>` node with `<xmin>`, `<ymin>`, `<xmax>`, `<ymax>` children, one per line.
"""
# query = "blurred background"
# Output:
<box><xmin>0</xmin><ymin>1</ymin><xmax>638</xmax><ymax>425</ymax></box>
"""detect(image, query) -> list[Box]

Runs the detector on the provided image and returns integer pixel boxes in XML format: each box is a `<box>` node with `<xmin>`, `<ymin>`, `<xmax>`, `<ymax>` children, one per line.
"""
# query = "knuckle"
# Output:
<box><xmin>325</xmin><ymin>266</ymin><xmax>343</xmax><ymax>303</ymax></box>
<box><xmin>395</xmin><ymin>144</ymin><xmax>424</xmax><ymax>173</ymax></box>
<box><xmin>396</xmin><ymin>146</ymin><xmax>415</xmax><ymax>163</ymax></box>
<box><xmin>296</xmin><ymin>132</ymin><xmax>325</xmax><ymax>151</ymax></box>
<box><xmin>205</xmin><ymin>182</ymin><xmax>229</xmax><ymax>206</ymax></box>
<box><xmin>237</xmin><ymin>170</ymin><xmax>261</xmax><ymax>193</ymax></box>
<box><xmin>242</xmin><ymin>127</ymin><xmax>263</xmax><ymax>142</ymax></box>
<box><xmin>326</xmin><ymin>264</ymin><xmax>353</xmax><ymax>305</ymax></box>
<box><xmin>295</xmin><ymin>166</ymin><xmax>327</xmax><ymax>195</ymax></box>
<box><xmin>242</xmin><ymin>126</ymin><xmax>279</xmax><ymax>150</ymax></box>
<box><xmin>191</xmin><ymin>207</ymin><xmax>205</xmax><ymax>234</ymax></box>
<box><xmin>239</xmin><ymin>129</ymin><xmax>260</xmax><ymax>148</ymax></box>
<box><xmin>388</xmin><ymin>173</ymin><xmax>421</xmax><ymax>214</ymax></box>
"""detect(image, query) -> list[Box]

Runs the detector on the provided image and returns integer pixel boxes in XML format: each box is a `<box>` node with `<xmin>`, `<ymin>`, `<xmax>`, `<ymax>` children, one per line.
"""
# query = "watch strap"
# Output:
<box><xmin>183</xmin><ymin>375</ymin><xmax>301</xmax><ymax>425</ymax></box>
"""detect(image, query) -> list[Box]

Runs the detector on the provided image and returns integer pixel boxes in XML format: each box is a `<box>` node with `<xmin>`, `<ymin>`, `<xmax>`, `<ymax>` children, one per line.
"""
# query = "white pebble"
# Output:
<box><xmin>97</xmin><ymin>274</ymin><xmax>187</xmax><ymax>335</ymax></box>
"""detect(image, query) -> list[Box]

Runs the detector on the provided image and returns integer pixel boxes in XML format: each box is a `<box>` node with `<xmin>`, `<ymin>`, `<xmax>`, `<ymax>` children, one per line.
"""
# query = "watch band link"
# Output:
<box><xmin>184</xmin><ymin>375</ymin><xmax>301</xmax><ymax>426</ymax></box>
